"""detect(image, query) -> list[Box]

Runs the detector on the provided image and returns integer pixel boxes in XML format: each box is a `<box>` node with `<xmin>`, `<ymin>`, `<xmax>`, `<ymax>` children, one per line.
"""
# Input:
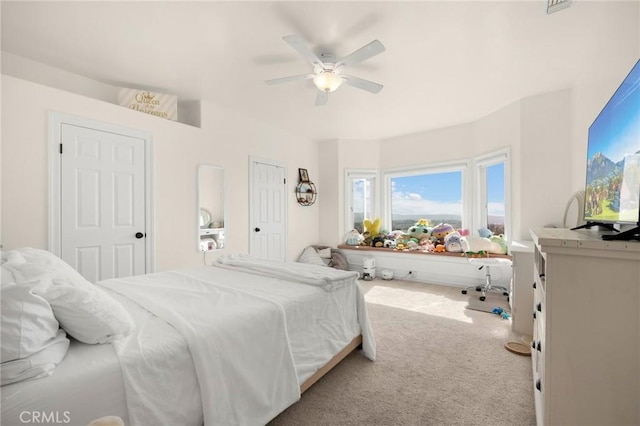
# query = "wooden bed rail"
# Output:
<box><xmin>300</xmin><ymin>334</ymin><xmax>363</xmax><ymax>393</ymax></box>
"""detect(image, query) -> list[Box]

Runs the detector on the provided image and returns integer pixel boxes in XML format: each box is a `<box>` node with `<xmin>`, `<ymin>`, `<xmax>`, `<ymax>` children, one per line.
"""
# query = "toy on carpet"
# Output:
<box><xmin>492</xmin><ymin>307</ymin><xmax>511</xmax><ymax>320</ymax></box>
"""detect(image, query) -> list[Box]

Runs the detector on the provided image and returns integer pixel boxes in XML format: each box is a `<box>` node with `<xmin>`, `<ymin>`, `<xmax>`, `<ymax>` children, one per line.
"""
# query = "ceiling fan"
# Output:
<box><xmin>265</xmin><ymin>35</ymin><xmax>385</xmax><ymax>106</ymax></box>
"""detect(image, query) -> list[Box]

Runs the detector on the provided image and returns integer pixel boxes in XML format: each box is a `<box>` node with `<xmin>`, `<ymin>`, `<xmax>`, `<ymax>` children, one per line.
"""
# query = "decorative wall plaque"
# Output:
<box><xmin>118</xmin><ymin>88</ymin><xmax>178</xmax><ymax>121</ymax></box>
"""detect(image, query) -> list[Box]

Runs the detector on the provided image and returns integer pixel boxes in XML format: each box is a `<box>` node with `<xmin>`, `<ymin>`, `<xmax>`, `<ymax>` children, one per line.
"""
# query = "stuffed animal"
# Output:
<box><xmin>489</xmin><ymin>234</ymin><xmax>508</xmax><ymax>254</ymax></box>
<box><xmin>384</xmin><ymin>239</ymin><xmax>397</xmax><ymax>249</ymax></box>
<box><xmin>478</xmin><ymin>227</ymin><xmax>493</xmax><ymax>238</ymax></box>
<box><xmin>363</xmin><ymin>218</ymin><xmax>382</xmax><ymax>238</ymax></box>
<box><xmin>419</xmin><ymin>237</ymin><xmax>435</xmax><ymax>252</ymax></box>
<box><xmin>407</xmin><ymin>219</ymin><xmax>432</xmax><ymax>241</ymax></box>
<box><xmin>444</xmin><ymin>232</ymin><xmax>463</xmax><ymax>252</ymax></box>
<box><xmin>460</xmin><ymin>236</ymin><xmax>498</xmax><ymax>254</ymax></box>
<box><xmin>371</xmin><ymin>236</ymin><xmax>385</xmax><ymax>248</ymax></box>
<box><xmin>362</xmin><ymin>231</ymin><xmax>373</xmax><ymax>246</ymax></box>
<box><xmin>434</xmin><ymin>244</ymin><xmax>446</xmax><ymax>253</ymax></box>
<box><xmin>431</xmin><ymin>223</ymin><xmax>456</xmax><ymax>245</ymax></box>
<box><xmin>344</xmin><ymin>229</ymin><xmax>363</xmax><ymax>246</ymax></box>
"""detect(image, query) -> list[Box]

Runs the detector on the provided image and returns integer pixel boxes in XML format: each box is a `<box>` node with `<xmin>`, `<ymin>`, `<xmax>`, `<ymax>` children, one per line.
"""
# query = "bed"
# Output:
<box><xmin>1</xmin><ymin>250</ymin><xmax>375</xmax><ymax>426</ymax></box>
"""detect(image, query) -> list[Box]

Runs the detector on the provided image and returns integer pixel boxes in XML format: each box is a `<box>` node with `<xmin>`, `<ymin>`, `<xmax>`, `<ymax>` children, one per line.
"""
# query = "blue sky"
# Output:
<box><xmin>391</xmin><ymin>164</ymin><xmax>505</xmax><ymax>217</ymax></box>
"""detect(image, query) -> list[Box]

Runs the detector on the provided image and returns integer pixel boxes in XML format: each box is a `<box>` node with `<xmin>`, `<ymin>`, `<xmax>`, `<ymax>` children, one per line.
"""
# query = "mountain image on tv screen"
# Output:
<box><xmin>584</xmin><ymin>59</ymin><xmax>640</xmax><ymax>224</ymax></box>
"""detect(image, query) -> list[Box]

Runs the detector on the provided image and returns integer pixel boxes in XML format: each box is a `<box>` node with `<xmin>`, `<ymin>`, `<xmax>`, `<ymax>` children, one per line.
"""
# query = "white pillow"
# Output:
<box><xmin>297</xmin><ymin>246</ymin><xmax>326</xmax><ymax>266</ymax></box>
<box><xmin>3</xmin><ymin>248</ymin><xmax>135</xmax><ymax>344</ymax></box>
<box><xmin>1</xmin><ymin>282</ymin><xmax>70</xmax><ymax>385</ymax></box>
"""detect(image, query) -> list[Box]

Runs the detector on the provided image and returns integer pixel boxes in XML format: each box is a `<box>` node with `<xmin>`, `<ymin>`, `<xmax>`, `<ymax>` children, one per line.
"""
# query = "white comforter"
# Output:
<box><xmin>101</xmin><ymin>270</ymin><xmax>300</xmax><ymax>426</ymax></box>
<box><xmin>216</xmin><ymin>254</ymin><xmax>360</xmax><ymax>291</ymax></box>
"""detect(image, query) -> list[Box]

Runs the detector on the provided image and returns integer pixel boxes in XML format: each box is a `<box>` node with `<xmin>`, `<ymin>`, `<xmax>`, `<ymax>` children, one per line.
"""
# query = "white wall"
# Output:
<box><xmin>1</xmin><ymin>75</ymin><xmax>320</xmax><ymax>271</ymax></box>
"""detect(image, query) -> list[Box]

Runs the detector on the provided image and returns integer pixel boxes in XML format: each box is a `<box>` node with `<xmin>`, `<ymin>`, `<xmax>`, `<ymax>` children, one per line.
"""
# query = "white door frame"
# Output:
<box><xmin>48</xmin><ymin>112</ymin><xmax>154</xmax><ymax>273</ymax></box>
<box><xmin>248</xmin><ymin>156</ymin><xmax>288</xmax><ymax>260</ymax></box>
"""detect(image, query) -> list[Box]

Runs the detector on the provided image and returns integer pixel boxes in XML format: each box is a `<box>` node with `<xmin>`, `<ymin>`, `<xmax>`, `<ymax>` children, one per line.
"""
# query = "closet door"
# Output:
<box><xmin>249</xmin><ymin>158</ymin><xmax>287</xmax><ymax>261</ymax></box>
<box><xmin>60</xmin><ymin>123</ymin><xmax>147</xmax><ymax>282</ymax></box>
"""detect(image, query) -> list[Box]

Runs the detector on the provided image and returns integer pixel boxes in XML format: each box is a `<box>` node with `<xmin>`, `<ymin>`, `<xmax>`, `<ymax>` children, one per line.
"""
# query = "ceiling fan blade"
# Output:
<box><xmin>265</xmin><ymin>74</ymin><xmax>313</xmax><ymax>86</ymax></box>
<box><xmin>283</xmin><ymin>35</ymin><xmax>324</xmax><ymax>68</ymax></box>
<box><xmin>337</xmin><ymin>40</ymin><xmax>385</xmax><ymax>68</ymax></box>
<box><xmin>342</xmin><ymin>75</ymin><xmax>383</xmax><ymax>94</ymax></box>
<box><xmin>315</xmin><ymin>90</ymin><xmax>328</xmax><ymax>107</ymax></box>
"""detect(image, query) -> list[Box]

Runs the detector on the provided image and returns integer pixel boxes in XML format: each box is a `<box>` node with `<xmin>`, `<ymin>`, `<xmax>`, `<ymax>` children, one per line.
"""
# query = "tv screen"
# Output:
<box><xmin>584</xmin><ymin>59</ymin><xmax>640</xmax><ymax>226</ymax></box>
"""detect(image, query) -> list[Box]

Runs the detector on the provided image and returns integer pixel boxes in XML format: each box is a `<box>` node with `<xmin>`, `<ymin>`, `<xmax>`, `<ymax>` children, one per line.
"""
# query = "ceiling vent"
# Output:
<box><xmin>546</xmin><ymin>0</ymin><xmax>573</xmax><ymax>14</ymax></box>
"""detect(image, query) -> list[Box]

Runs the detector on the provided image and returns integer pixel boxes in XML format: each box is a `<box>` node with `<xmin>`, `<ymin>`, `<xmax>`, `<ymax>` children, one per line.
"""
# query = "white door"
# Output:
<box><xmin>60</xmin><ymin>123</ymin><xmax>147</xmax><ymax>282</ymax></box>
<box><xmin>249</xmin><ymin>158</ymin><xmax>287</xmax><ymax>261</ymax></box>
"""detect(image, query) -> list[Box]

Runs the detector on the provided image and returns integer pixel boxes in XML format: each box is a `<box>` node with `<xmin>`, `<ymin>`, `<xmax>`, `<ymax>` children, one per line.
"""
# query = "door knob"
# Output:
<box><xmin>135</xmin><ymin>232</ymin><xmax>144</xmax><ymax>239</ymax></box>
<box><xmin>254</xmin><ymin>227</ymin><xmax>261</xmax><ymax>232</ymax></box>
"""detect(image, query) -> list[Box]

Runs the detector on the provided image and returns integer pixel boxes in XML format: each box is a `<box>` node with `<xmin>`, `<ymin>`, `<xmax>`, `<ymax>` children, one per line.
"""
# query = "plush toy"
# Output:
<box><xmin>344</xmin><ymin>229</ymin><xmax>363</xmax><ymax>246</ymax></box>
<box><xmin>406</xmin><ymin>240</ymin><xmax>420</xmax><ymax>250</ymax></box>
<box><xmin>434</xmin><ymin>244</ymin><xmax>446</xmax><ymax>253</ymax></box>
<box><xmin>395</xmin><ymin>233</ymin><xmax>412</xmax><ymax>247</ymax></box>
<box><xmin>460</xmin><ymin>236</ymin><xmax>502</xmax><ymax>254</ymax></box>
<box><xmin>489</xmin><ymin>234</ymin><xmax>508</xmax><ymax>254</ymax></box>
<box><xmin>371</xmin><ymin>236</ymin><xmax>385</xmax><ymax>248</ymax></box>
<box><xmin>457</xmin><ymin>228</ymin><xmax>470</xmax><ymax>236</ymax></box>
<box><xmin>384</xmin><ymin>239</ymin><xmax>397</xmax><ymax>249</ymax></box>
<box><xmin>492</xmin><ymin>307</ymin><xmax>511</xmax><ymax>320</ymax></box>
<box><xmin>431</xmin><ymin>223</ymin><xmax>456</xmax><ymax>245</ymax></box>
<box><xmin>444</xmin><ymin>232</ymin><xmax>463</xmax><ymax>252</ymax></box>
<box><xmin>407</xmin><ymin>219</ymin><xmax>432</xmax><ymax>241</ymax></box>
<box><xmin>363</xmin><ymin>218</ymin><xmax>382</xmax><ymax>238</ymax></box>
<box><xmin>419</xmin><ymin>237</ymin><xmax>435</xmax><ymax>252</ymax></box>
<box><xmin>395</xmin><ymin>242</ymin><xmax>407</xmax><ymax>250</ymax></box>
<box><xmin>478</xmin><ymin>227</ymin><xmax>493</xmax><ymax>238</ymax></box>
<box><xmin>362</xmin><ymin>231</ymin><xmax>373</xmax><ymax>246</ymax></box>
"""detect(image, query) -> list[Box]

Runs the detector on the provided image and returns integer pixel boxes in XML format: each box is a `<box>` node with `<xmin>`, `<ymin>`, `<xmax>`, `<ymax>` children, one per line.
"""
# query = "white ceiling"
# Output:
<box><xmin>1</xmin><ymin>1</ymin><xmax>637</xmax><ymax>140</ymax></box>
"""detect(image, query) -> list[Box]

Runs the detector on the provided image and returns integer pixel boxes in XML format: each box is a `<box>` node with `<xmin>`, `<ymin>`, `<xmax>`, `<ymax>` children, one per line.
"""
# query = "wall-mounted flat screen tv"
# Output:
<box><xmin>582</xmin><ymin>59</ymin><xmax>640</xmax><ymax>240</ymax></box>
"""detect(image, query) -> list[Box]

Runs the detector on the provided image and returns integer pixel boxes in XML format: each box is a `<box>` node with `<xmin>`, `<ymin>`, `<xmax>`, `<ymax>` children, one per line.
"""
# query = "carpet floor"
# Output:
<box><xmin>269</xmin><ymin>279</ymin><xmax>536</xmax><ymax>426</ymax></box>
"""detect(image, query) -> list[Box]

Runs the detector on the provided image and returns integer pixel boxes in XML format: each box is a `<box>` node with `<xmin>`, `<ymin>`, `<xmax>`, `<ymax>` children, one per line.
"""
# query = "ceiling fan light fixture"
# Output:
<box><xmin>313</xmin><ymin>71</ymin><xmax>343</xmax><ymax>92</ymax></box>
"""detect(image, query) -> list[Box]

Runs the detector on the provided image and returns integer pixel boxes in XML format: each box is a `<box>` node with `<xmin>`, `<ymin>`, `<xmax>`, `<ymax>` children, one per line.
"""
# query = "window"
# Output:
<box><xmin>345</xmin><ymin>170</ymin><xmax>378</xmax><ymax>234</ymax></box>
<box><xmin>388</xmin><ymin>170</ymin><xmax>464</xmax><ymax>231</ymax></box>
<box><xmin>476</xmin><ymin>150</ymin><xmax>509</xmax><ymax>238</ymax></box>
<box><xmin>344</xmin><ymin>149</ymin><xmax>509</xmax><ymax>242</ymax></box>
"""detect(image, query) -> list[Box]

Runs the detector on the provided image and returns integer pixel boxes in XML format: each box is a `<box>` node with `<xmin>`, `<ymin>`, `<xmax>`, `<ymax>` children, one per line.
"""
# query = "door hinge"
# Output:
<box><xmin>59</xmin><ymin>143</ymin><xmax>63</xmax><ymax>154</ymax></box>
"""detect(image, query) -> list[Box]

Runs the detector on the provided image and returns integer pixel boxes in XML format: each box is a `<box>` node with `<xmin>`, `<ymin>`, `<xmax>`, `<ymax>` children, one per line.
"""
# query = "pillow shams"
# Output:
<box><xmin>1</xmin><ymin>283</ymin><xmax>70</xmax><ymax>385</ymax></box>
<box><xmin>2</xmin><ymin>248</ymin><xmax>134</xmax><ymax>344</ymax></box>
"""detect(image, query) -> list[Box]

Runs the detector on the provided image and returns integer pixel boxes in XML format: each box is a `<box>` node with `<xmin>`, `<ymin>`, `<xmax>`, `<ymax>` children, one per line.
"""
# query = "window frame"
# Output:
<box><xmin>344</xmin><ymin>169</ymin><xmax>380</xmax><ymax>235</ymax></box>
<box><xmin>382</xmin><ymin>159</ymin><xmax>472</xmax><ymax>233</ymax></box>
<box><xmin>473</xmin><ymin>148</ymin><xmax>511</xmax><ymax>240</ymax></box>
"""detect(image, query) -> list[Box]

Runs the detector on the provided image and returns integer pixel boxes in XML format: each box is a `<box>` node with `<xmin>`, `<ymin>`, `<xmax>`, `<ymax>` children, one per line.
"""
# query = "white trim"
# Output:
<box><xmin>48</xmin><ymin>112</ymin><xmax>154</xmax><ymax>273</ymax></box>
<box><xmin>473</xmin><ymin>147</ymin><xmax>511</xmax><ymax>241</ymax></box>
<box><xmin>382</xmin><ymin>160</ymin><xmax>471</xmax><ymax>231</ymax></box>
<box><xmin>344</xmin><ymin>169</ymin><xmax>380</xmax><ymax>235</ymax></box>
<box><xmin>248</xmin><ymin>156</ymin><xmax>288</xmax><ymax>260</ymax></box>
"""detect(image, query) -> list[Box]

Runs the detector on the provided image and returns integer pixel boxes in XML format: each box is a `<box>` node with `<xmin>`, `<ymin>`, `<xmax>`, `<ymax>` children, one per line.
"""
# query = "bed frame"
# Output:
<box><xmin>300</xmin><ymin>334</ymin><xmax>362</xmax><ymax>393</ymax></box>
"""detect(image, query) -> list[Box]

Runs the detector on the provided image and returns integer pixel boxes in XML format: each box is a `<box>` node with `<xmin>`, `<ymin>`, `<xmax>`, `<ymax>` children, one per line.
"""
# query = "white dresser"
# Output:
<box><xmin>530</xmin><ymin>228</ymin><xmax>640</xmax><ymax>426</ymax></box>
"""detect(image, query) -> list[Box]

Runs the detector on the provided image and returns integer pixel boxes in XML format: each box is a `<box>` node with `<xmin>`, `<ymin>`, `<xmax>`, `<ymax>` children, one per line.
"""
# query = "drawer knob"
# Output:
<box><xmin>533</xmin><ymin>312</ymin><xmax>536</xmax><ymax>320</ymax></box>
<box><xmin>532</xmin><ymin>281</ymin><xmax>536</xmax><ymax>289</ymax></box>
<box><xmin>537</xmin><ymin>342</ymin><xmax>542</xmax><ymax>352</ymax></box>
<box><xmin>537</xmin><ymin>303</ymin><xmax>542</xmax><ymax>312</ymax></box>
<box><xmin>536</xmin><ymin>379</ymin><xmax>542</xmax><ymax>392</ymax></box>
<box><xmin>531</xmin><ymin>340</ymin><xmax>536</xmax><ymax>349</ymax></box>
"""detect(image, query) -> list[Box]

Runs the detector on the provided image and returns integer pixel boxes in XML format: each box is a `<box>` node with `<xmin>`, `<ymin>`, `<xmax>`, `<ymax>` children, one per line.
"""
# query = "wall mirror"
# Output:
<box><xmin>198</xmin><ymin>164</ymin><xmax>225</xmax><ymax>251</ymax></box>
